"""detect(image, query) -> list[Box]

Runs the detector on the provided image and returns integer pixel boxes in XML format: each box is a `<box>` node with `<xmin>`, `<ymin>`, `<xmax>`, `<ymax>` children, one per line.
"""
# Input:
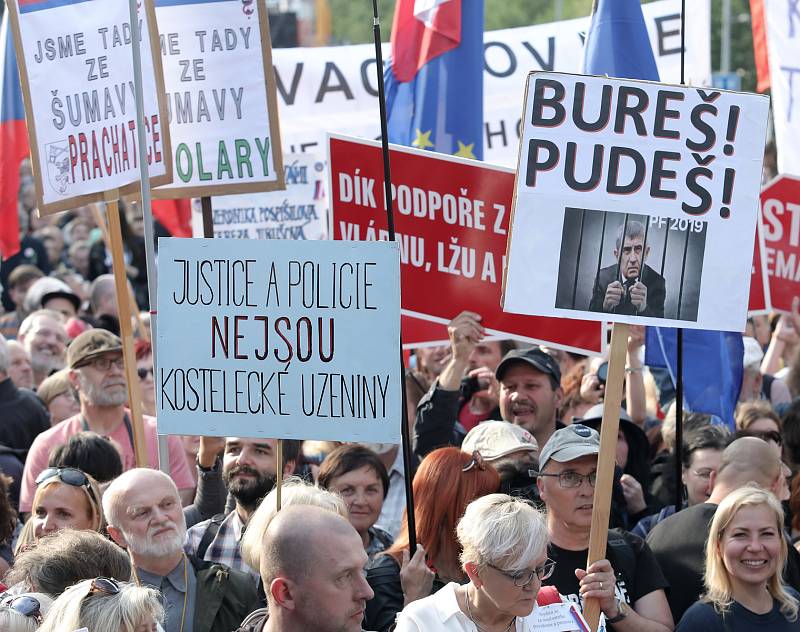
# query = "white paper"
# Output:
<box><xmin>503</xmin><ymin>72</ymin><xmax>770</xmax><ymax>332</ymax></box>
<box><xmin>15</xmin><ymin>0</ymin><xmax>167</xmax><ymax>206</ymax></box>
<box><xmin>156</xmin><ymin>238</ymin><xmax>402</xmax><ymax>443</ymax></box>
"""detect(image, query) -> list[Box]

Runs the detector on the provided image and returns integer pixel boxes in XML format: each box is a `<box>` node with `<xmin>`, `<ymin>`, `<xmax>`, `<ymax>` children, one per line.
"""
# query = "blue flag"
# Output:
<box><xmin>583</xmin><ymin>0</ymin><xmax>743</xmax><ymax>426</ymax></box>
<box><xmin>645</xmin><ymin>328</ymin><xmax>743</xmax><ymax>428</ymax></box>
<box><xmin>384</xmin><ymin>0</ymin><xmax>483</xmax><ymax>160</ymax></box>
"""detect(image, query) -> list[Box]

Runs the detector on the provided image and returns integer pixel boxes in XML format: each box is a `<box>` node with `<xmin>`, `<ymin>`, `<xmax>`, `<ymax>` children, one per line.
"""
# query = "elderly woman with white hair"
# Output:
<box><xmin>394</xmin><ymin>493</ymin><xmax>552</xmax><ymax>631</ymax></box>
<box><xmin>36</xmin><ymin>578</ymin><xmax>163</xmax><ymax>632</ymax></box>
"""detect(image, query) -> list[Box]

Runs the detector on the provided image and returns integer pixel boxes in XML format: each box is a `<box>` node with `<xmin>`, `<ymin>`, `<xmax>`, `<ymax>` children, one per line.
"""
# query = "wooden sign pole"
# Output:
<box><xmin>90</xmin><ymin>202</ymin><xmax>148</xmax><ymax>341</ymax></box>
<box><xmin>105</xmin><ymin>192</ymin><xmax>149</xmax><ymax>468</ymax></box>
<box><xmin>583</xmin><ymin>321</ymin><xmax>629</xmax><ymax>631</ymax></box>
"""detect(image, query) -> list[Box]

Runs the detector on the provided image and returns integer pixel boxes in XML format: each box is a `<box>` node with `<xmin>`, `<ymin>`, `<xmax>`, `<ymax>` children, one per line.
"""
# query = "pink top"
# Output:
<box><xmin>20</xmin><ymin>411</ymin><xmax>194</xmax><ymax>512</ymax></box>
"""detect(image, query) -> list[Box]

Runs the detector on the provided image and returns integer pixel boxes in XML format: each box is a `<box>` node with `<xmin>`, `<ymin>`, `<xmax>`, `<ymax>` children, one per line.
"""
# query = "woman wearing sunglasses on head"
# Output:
<box><xmin>15</xmin><ymin>467</ymin><xmax>104</xmax><ymax>551</ymax></box>
<box><xmin>37</xmin><ymin>578</ymin><xmax>163</xmax><ymax>632</ymax></box>
<box><xmin>0</xmin><ymin>593</ymin><xmax>53</xmax><ymax>632</ymax></box>
<box><xmin>394</xmin><ymin>494</ymin><xmax>552</xmax><ymax>631</ymax></box>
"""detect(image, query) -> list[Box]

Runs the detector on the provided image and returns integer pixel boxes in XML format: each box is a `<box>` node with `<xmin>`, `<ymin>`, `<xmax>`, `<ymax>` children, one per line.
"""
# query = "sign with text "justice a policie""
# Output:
<box><xmin>7</xmin><ymin>0</ymin><xmax>172</xmax><ymax>214</ymax></box>
<box><xmin>156</xmin><ymin>237</ymin><xmax>401</xmax><ymax>443</ymax></box>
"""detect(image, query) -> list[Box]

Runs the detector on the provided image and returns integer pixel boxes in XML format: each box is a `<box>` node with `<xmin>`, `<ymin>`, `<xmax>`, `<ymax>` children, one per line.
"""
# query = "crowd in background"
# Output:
<box><xmin>0</xmin><ymin>155</ymin><xmax>799</xmax><ymax>631</ymax></box>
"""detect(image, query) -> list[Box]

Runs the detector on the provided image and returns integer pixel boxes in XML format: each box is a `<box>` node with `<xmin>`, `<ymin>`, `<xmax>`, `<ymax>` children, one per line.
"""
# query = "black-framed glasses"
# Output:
<box><xmin>536</xmin><ymin>470</ymin><xmax>597</xmax><ymax>489</ymax></box>
<box><xmin>137</xmin><ymin>367</ymin><xmax>154</xmax><ymax>380</ymax></box>
<box><xmin>89</xmin><ymin>577</ymin><xmax>121</xmax><ymax>596</ymax></box>
<box><xmin>0</xmin><ymin>595</ymin><xmax>43</xmax><ymax>623</ymax></box>
<box><xmin>82</xmin><ymin>355</ymin><xmax>125</xmax><ymax>372</ymax></box>
<box><xmin>35</xmin><ymin>467</ymin><xmax>97</xmax><ymax>502</ymax></box>
<box><xmin>487</xmin><ymin>559</ymin><xmax>556</xmax><ymax>587</ymax></box>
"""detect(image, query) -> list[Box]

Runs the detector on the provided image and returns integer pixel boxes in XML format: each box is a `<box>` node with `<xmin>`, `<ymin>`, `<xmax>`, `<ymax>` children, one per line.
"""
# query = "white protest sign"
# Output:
<box><xmin>156</xmin><ymin>238</ymin><xmax>401</xmax><ymax>442</ymax></box>
<box><xmin>502</xmin><ymin>72</ymin><xmax>770</xmax><ymax>332</ymax></box>
<box><xmin>7</xmin><ymin>0</ymin><xmax>171</xmax><ymax>215</ymax></box>
<box><xmin>153</xmin><ymin>0</ymin><xmax>284</xmax><ymax>197</ymax></box>
<box><xmin>764</xmin><ymin>0</ymin><xmax>800</xmax><ymax>176</ymax></box>
<box><xmin>190</xmin><ymin>153</ymin><xmax>328</xmax><ymax>240</ymax></box>
<box><xmin>271</xmin><ymin>0</ymin><xmax>710</xmax><ymax>167</ymax></box>
<box><xmin>528</xmin><ymin>603</ymin><xmax>591</xmax><ymax>631</ymax></box>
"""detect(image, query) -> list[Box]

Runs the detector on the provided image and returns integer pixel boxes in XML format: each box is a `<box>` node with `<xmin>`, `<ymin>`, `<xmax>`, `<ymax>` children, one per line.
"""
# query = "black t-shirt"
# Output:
<box><xmin>648</xmin><ymin>502</ymin><xmax>800</xmax><ymax>624</ymax></box>
<box><xmin>544</xmin><ymin>529</ymin><xmax>669</xmax><ymax>630</ymax></box>
<box><xmin>676</xmin><ymin>599</ymin><xmax>800</xmax><ymax>632</ymax></box>
<box><xmin>647</xmin><ymin>502</ymin><xmax>715</xmax><ymax>622</ymax></box>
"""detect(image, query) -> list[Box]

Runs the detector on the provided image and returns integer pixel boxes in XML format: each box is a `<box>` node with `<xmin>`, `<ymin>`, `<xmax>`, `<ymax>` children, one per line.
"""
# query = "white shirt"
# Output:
<box><xmin>394</xmin><ymin>583</ymin><xmax>538</xmax><ymax>632</ymax></box>
<box><xmin>375</xmin><ymin>446</ymin><xmax>406</xmax><ymax>538</ymax></box>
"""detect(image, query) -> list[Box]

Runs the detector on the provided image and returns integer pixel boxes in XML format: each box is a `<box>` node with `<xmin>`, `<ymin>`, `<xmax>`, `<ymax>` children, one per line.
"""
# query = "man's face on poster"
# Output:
<box><xmin>614</xmin><ymin>236</ymin><xmax>648</xmax><ymax>281</ymax></box>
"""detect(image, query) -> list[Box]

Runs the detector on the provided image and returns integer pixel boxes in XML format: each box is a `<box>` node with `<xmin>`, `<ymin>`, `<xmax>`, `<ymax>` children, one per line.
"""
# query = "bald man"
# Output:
<box><xmin>248</xmin><ymin>505</ymin><xmax>374</xmax><ymax>632</ymax></box>
<box><xmin>104</xmin><ymin>468</ymin><xmax>256</xmax><ymax>632</ymax></box>
<box><xmin>647</xmin><ymin>437</ymin><xmax>799</xmax><ymax>621</ymax></box>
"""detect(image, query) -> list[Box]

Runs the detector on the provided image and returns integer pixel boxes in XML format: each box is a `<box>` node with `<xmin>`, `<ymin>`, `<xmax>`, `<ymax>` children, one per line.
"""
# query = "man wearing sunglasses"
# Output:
<box><xmin>536</xmin><ymin>424</ymin><xmax>673</xmax><ymax>632</ymax></box>
<box><xmin>19</xmin><ymin>329</ymin><xmax>195</xmax><ymax>513</ymax></box>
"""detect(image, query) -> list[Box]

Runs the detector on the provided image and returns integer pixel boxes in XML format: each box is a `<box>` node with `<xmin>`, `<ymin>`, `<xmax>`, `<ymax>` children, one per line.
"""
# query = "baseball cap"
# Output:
<box><xmin>24</xmin><ymin>277</ymin><xmax>81</xmax><ymax>313</ymax></box>
<box><xmin>67</xmin><ymin>329</ymin><xmax>123</xmax><ymax>368</ymax></box>
<box><xmin>461</xmin><ymin>421</ymin><xmax>538</xmax><ymax>461</ymax></box>
<box><xmin>538</xmin><ymin>424</ymin><xmax>600</xmax><ymax>471</ymax></box>
<box><xmin>495</xmin><ymin>347</ymin><xmax>562</xmax><ymax>386</ymax></box>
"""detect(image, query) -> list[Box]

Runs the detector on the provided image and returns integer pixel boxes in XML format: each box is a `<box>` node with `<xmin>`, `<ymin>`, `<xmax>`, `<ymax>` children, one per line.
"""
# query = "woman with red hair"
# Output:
<box><xmin>364</xmin><ymin>447</ymin><xmax>500</xmax><ymax>632</ymax></box>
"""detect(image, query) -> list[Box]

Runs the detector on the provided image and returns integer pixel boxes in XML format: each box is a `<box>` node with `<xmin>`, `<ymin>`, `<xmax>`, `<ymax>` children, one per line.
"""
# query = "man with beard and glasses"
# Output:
<box><xmin>184</xmin><ymin>437</ymin><xmax>300</xmax><ymax>578</ymax></box>
<box><xmin>17</xmin><ymin>309</ymin><xmax>67</xmax><ymax>388</ymax></box>
<box><xmin>19</xmin><ymin>329</ymin><xmax>195</xmax><ymax>513</ymax></box>
<box><xmin>104</xmin><ymin>468</ymin><xmax>258</xmax><ymax>632</ymax></box>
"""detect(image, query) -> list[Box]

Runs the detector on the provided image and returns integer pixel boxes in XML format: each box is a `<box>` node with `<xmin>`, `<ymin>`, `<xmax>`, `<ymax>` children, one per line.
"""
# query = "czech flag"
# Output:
<box><xmin>384</xmin><ymin>0</ymin><xmax>484</xmax><ymax>160</ymax></box>
<box><xmin>0</xmin><ymin>12</ymin><xmax>27</xmax><ymax>259</ymax></box>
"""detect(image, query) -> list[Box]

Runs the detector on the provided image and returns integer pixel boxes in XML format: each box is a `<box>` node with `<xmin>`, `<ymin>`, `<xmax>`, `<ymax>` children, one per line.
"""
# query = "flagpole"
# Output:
<box><xmin>127</xmin><ymin>0</ymin><xmax>170</xmax><ymax>473</ymax></box>
<box><xmin>371</xmin><ymin>0</ymin><xmax>417</xmax><ymax>553</ymax></box>
<box><xmin>674</xmin><ymin>0</ymin><xmax>686</xmax><ymax>513</ymax></box>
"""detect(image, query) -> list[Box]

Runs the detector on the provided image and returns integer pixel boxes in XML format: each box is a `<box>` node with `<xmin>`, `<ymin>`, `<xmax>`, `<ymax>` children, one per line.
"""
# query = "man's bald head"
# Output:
<box><xmin>713</xmin><ymin>437</ymin><xmax>781</xmax><ymax>493</ymax></box>
<box><xmin>102</xmin><ymin>468</ymin><xmax>179</xmax><ymax>527</ymax></box>
<box><xmin>260</xmin><ymin>505</ymin><xmax>360</xmax><ymax>588</ymax></box>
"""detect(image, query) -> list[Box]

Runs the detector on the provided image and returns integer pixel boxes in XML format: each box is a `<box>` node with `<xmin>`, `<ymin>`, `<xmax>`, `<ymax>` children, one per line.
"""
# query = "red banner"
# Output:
<box><xmin>749</xmin><ymin>218</ymin><xmax>770</xmax><ymax>314</ymax></box>
<box><xmin>761</xmin><ymin>174</ymin><xmax>800</xmax><ymax>312</ymax></box>
<box><xmin>328</xmin><ymin>135</ymin><xmax>604</xmax><ymax>354</ymax></box>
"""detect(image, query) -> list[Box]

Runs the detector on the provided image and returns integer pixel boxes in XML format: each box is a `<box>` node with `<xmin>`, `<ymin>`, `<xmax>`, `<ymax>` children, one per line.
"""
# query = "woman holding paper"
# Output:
<box><xmin>394</xmin><ymin>494</ymin><xmax>553</xmax><ymax>632</ymax></box>
<box><xmin>676</xmin><ymin>486</ymin><xmax>800</xmax><ymax>631</ymax></box>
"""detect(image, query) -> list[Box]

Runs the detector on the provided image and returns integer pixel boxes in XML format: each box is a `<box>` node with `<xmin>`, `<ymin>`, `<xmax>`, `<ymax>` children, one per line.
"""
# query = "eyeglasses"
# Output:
<box><xmin>536</xmin><ymin>470</ymin><xmax>597</xmax><ymax>488</ymax></box>
<box><xmin>137</xmin><ymin>367</ymin><xmax>154</xmax><ymax>380</ymax></box>
<box><xmin>0</xmin><ymin>595</ymin><xmax>43</xmax><ymax>623</ymax></box>
<box><xmin>35</xmin><ymin>467</ymin><xmax>97</xmax><ymax>503</ymax></box>
<box><xmin>89</xmin><ymin>577</ymin><xmax>121</xmax><ymax>596</ymax></box>
<box><xmin>487</xmin><ymin>559</ymin><xmax>556</xmax><ymax>587</ymax></box>
<box><xmin>82</xmin><ymin>355</ymin><xmax>125</xmax><ymax>372</ymax></box>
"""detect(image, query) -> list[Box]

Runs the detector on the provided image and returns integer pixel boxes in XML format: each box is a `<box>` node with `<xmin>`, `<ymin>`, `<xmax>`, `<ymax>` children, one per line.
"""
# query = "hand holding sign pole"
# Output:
<box><xmin>503</xmin><ymin>71</ymin><xmax>769</xmax><ymax>631</ymax></box>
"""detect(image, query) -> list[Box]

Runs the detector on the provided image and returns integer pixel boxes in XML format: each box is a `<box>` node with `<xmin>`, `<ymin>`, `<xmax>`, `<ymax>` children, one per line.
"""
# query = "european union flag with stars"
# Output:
<box><xmin>384</xmin><ymin>0</ymin><xmax>484</xmax><ymax>160</ymax></box>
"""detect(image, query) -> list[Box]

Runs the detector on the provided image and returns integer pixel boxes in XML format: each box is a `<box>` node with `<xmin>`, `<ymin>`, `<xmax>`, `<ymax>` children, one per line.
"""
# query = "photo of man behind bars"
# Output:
<box><xmin>555</xmin><ymin>208</ymin><xmax>707</xmax><ymax>322</ymax></box>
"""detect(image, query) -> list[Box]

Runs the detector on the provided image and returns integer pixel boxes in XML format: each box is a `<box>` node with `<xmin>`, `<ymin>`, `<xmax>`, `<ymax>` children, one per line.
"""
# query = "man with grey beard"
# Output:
<box><xmin>18</xmin><ymin>329</ymin><xmax>195</xmax><ymax>513</ymax></box>
<box><xmin>104</xmin><ymin>468</ymin><xmax>258</xmax><ymax>632</ymax></box>
<box><xmin>17</xmin><ymin>309</ymin><xmax>67</xmax><ymax>388</ymax></box>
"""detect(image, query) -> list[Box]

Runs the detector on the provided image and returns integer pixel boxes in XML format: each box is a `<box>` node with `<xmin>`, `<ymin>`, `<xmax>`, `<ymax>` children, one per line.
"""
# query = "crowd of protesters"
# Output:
<box><xmin>1</xmin><ymin>159</ymin><xmax>800</xmax><ymax>631</ymax></box>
